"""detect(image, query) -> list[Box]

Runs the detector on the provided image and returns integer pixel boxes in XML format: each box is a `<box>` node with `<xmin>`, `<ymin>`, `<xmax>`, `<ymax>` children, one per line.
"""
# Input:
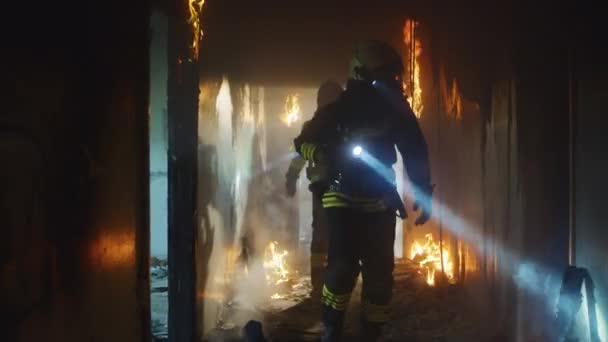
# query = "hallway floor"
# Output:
<box><xmin>204</xmin><ymin>259</ymin><xmax>496</xmax><ymax>341</ymax></box>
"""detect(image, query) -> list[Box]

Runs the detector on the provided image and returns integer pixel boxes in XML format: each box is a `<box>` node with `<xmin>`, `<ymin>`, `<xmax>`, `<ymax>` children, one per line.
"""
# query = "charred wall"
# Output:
<box><xmin>513</xmin><ymin>3</ymin><xmax>571</xmax><ymax>274</ymax></box>
<box><xmin>572</xmin><ymin>5</ymin><xmax>608</xmax><ymax>339</ymax></box>
<box><xmin>426</xmin><ymin>1</ymin><xmax>607</xmax><ymax>338</ymax></box>
<box><xmin>420</xmin><ymin>0</ymin><xmax>512</xmax><ymax>292</ymax></box>
<box><xmin>509</xmin><ymin>4</ymin><xmax>571</xmax><ymax>337</ymax></box>
<box><xmin>1</xmin><ymin>1</ymin><xmax>150</xmax><ymax>340</ymax></box>
<box><xmin>421</xmin><ymin>1</ymin><xmax>575</xmax><ymax>337</ymax></box>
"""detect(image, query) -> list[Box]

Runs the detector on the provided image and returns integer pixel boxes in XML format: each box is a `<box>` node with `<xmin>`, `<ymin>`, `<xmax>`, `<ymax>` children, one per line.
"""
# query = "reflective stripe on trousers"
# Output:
<box><xmin>321</xmin><ymin>284</ymin><xmax>351</xmax><ymax>311</ymax></box>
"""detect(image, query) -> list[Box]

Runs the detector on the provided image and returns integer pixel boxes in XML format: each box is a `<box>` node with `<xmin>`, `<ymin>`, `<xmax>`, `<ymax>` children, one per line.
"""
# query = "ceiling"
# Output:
<box><xmin>199</xmin><ymin>1</ymin><xmax>419</xmax><ymax>86</ymax></box>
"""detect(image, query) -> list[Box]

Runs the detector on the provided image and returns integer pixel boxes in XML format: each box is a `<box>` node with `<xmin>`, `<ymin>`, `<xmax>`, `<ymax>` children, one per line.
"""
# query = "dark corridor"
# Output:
<box><xmin>2</xmin><ymin>1</ymin><xmax>607</xmax><ymax>341</ymax></box>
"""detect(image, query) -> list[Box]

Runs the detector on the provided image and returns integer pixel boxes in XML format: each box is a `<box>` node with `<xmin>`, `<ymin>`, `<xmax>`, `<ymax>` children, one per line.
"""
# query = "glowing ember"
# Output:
<box><xmin>403</xmin><ymin>19</ymin><xmax>423</xmax><ymax>118</ymax></box>
<box><xmin>187</xmin><ymin>0</ymin><xmax>205</xmax><ymax>60</ymax></box>
<box><xmin>280</xmin><ymin>94</ymin><xmax>301</xmax><ymax>127</ymax></box>
<box><xmin>410</xmin><ymin>233</ymin><xmax>454</xmax><ymax>286</ymax></box>
<box><xmin>270</xmin><ymin>293</ymin><xmax>285</xmax><ymax>300</ymax></box>
<box><xmin>263</xmin><ymin>241</ymin><xmax>291</xmax><ymax>287</ymax></box>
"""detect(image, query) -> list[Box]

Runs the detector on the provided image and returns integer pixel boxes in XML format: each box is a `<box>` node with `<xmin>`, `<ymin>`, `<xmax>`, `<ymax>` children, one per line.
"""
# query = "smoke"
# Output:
<box><xmin>356</xmin><ymin>144</ymin><xmax>606</xmax><ymax>338</ymax></box>
<box><xmin>199</xmin><ymin>77</ymin><xmax>313</xmax><ymax>334</ymax></box>
<box><xmin>233</xmin><ymin>84</ymin><xmax>256</xmax><ymax>245</ymax></box>
<box><xmin>393</xmin><ymin>148</ymin><xmax>406</xmax><ymax>258</ymax></box>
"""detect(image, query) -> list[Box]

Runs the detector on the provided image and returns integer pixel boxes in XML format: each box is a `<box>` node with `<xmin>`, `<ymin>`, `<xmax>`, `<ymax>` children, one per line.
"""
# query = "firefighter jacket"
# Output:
<box><xmin>294</xmin><ymin>80</ymin><xmax>432</xmax><ymax>215</ymax></box>
<box><xmin>286</xmin><ymin>116</ymin><xmax>331</xmax><ymax>194</ymax></box>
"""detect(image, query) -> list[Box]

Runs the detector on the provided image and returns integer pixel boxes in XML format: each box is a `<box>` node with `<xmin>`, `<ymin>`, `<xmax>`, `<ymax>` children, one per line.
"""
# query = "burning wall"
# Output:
<box><xmin>403</xmin><ymin>19</ymin><xmax>423</xmax><ymax>118</ymax></box>
<box><xmin>415</xmin><ymin>7</ymin><xmax>573</xmax><ymax>337</ymax></box>
<box><xmin>400</xmin><ymin>18</ymin><xmax>529</xmax><ymax>302</ymax></box>
<box><xmin>400</xmin><ymin>19</ymin><xmax>483</xmax><ymax>287</ymax></box>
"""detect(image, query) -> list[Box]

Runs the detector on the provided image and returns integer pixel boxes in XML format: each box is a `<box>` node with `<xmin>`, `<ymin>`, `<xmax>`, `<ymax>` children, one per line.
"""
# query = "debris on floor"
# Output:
<box><xmin>251</xmin><ymin>259</ymin><xmax>492</xmax><ymax>341</ymax></box>
<box><xmin>150</xmin><ymin>260</ymin><xmax>169</xmax><ymax>341</ymax></box>
<box><xmin>168</xmin><ymin>258</ymin><xmax>496</xmax><ymax>341</ymax></box>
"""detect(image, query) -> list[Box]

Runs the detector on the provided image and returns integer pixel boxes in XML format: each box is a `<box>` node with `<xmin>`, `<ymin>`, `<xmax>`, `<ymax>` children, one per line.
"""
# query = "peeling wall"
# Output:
<box><xmin>423</xmin><ymin>3</ymin><xmax>608</xmax><ymax>340</ymax></box>
<box><xmin>420</xmin><ymin>4</ymin><xmax>572</xmax><ymax>338</ymax></box>
<box><xmin>572</xmin><ymin>11</ymin><xmax>608</xmax><ymax>339</ymax></box>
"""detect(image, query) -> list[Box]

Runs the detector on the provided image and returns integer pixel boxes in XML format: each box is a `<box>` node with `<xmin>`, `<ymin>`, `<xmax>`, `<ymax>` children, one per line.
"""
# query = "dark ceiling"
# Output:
<box><xmin>196</xmin><ymin>0</ymin><xmax>585</xmax><ymax>105</ymax></box>
<box><xmin>199</xmin><ymin>1</ymin><xmax>419</xmax><ymax>86</ymax></box>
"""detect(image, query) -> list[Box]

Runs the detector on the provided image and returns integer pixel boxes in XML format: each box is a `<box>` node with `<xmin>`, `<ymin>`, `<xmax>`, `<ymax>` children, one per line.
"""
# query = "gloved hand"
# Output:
<box><xmin>285</xmin><ymin>177</ymin><xmax>297</xmax><ymax>197</ymax></box>
<box><xmin>413</xmin><ymin>184</ymin><xmax>434</xmax><ymax>225</ymax></box>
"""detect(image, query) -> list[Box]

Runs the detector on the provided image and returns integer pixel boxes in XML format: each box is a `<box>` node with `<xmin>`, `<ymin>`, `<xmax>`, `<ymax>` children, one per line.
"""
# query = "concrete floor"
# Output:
<box><xmin>200</xmin><ymin>259</ymin><xmax>494</xmax><ymax>341</ymax></box>
<box><xmin>262</xmin><ymin>260</ymin><xmax>490</xmax><ymax>341</ymax></box>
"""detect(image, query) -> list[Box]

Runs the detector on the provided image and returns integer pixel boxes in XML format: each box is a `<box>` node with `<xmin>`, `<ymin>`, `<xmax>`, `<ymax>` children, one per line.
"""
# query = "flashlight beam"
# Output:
<box><xmin>357</xmin><ymin>149</ymin><xmax>578</xmax><ymax>326</ymax></box>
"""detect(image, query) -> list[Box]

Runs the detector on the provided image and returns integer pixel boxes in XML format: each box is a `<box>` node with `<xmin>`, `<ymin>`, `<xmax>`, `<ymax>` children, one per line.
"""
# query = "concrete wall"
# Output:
<box><xmin>150</xmin><ymin>10</ymin><xmax>169</xmax><ymax>258</ymax></box>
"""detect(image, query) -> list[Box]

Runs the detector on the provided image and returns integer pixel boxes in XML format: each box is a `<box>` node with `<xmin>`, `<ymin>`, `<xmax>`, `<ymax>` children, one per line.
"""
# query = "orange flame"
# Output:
<box><xmin>439</xmin><ymin>65</ymin><xmax>465</xmax><ymax>120</ymax></box>
<box><xmin>263</xmin><ymin>241</ymin><xmax>292</xmax><ymax>299</ymax></box>
<box><xmin>188</xmin><ymin>0</ymin><xmax>205</xmax><ymax>60</ymax></box>
<box><xmin>403</xmin><ymin>19</ymin><xmax>423</xmax><ymax>118</ymax></box>
<box><xmin>280</xmin><ymin>94</ymin><xmax>301</xmax><ymax>127</ymax></box>
<box><xmin>410</xmin><ymin>233</ymin><xmax>454</xmax><ymax>286</ymax></box>
<box><xmin>270</xmin><ymin>293</ymin><xmax>285</xmax><ymax>300</ymax></box>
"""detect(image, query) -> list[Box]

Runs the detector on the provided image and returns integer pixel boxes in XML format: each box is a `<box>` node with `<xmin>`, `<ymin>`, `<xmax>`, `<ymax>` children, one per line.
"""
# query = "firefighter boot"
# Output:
<box><xmin>321</xmin><ymin>309</ymin><xmax>345</xmax><ymax>342</ymax></box>
<box><xmin>321</xmin><ymin>285</ymin><xmax>351</xmax><ymax>342</ymax></box>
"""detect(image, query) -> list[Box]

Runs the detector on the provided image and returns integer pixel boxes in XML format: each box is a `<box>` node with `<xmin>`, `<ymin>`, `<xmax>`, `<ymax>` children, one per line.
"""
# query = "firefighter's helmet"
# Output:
<box><xmin>348</xmin><ymin>40</ymin><xmax>404</xmax><ymax>83</ymax></box>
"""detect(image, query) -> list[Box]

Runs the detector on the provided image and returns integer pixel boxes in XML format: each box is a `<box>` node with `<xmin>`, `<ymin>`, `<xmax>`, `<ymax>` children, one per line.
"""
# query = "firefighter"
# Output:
<box><xmin>294</xmin><ymin>40</ymin><xmax>433</xmax><ymax>341</ymax></box>
<box><xmin>285</xmin><ymin>80</ymin><xmax>344</xmax><ymax>299</ymax></box>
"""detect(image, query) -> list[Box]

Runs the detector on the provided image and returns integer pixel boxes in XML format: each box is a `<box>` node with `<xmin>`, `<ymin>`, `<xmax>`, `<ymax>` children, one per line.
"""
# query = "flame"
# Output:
<box><xmin>263</xmin><ymin>241</ymin><xmax>290</xmax><ymax>286</ymax></box>
<box><xmin>270</xmin><ymin>293</ymin><xmax>285</xmax><ymax>300</ymax></box>
<box><xmin>188</xmin><ymin>0</ymin><xmax>205</xmax><ymax>60</ymax></box>
<box><xmin>222</xmin><ymin>247</ymin><xmax>240</xmax><ymax>284</ymax></box>
<box><xmin>410</xmin><ymin>233</ymin><xmax>454</xmax><ymax>286</ymax></box>
<box><xmin>439</xmin><ymin>65</ymin><xmax>464</xmax><ymax>120</ymax></box>
<box><xmin>280</xmin><ymin>94</ymin><xmax>301</xmax><ymax>127</ymax></box>
<box><xmin>198</xmin><ymin>291</ymin><xmax>226</xmax><ymax>301</ymax></box>
<box><xmin>403</xmin><ymin>19</ymin><xmax>423</xmax><ymax>118</ymax></box>
<box><xmin>263</xmin><ymin>241</ymin><xmax>293</xmax><ymax>299</ymax></box>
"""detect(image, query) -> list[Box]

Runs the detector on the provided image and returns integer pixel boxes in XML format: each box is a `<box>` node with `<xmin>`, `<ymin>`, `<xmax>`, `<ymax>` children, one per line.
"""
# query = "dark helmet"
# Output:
<box><xmin>316</xmin><ymin>80</ymin><xmax>343</xmax><ymax>107</ymax></box>
<box><xmin>348</xmin><ymin>40</ymin><xmax>404</xmax><ymax>84</ymax></box>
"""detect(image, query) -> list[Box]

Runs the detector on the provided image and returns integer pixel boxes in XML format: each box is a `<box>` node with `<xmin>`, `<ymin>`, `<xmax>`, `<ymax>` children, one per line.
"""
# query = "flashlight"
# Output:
<box><xmin>352</xmin><ymin>145</ymin><xmax>363</xmax><ymax>157</ymax></box>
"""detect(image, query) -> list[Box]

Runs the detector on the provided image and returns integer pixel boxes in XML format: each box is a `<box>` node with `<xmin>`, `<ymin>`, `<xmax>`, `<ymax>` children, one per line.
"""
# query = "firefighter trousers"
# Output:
<box><xmin>321</xmin><ymin>207</ymin><xmax>396</xmax><ymax>341</ymax></box>
<box><xmin>310</xmin><ymin>190</ymin><xmax>329</xmax><ymax>297</ymax></box>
